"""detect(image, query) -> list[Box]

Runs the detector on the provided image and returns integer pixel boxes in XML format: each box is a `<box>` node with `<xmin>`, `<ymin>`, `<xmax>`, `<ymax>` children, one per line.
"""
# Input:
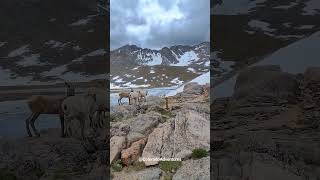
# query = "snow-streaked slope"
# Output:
<box><xmin>212</xmin><ymin>0</ymin><xmax>267</xmax><ymax>15</ymax></box>
<box><xmin>303</xmin><ymin>0</ymin><xmax>320</xmax><ymax>15</ymax></box>
<box><xmin>255</xmin><ymin>31</ymin><xmax>320</xmax><ymax>73</ymax></box>
<box><xmin>171</xmin><ymin>51</ymin><xmax>199</xmax><ymax>66</ymax></box>
<box><xmin>166</xmin><ymin>71</ymin><xmax>210</xmax><ymax>97</ymax></box>
<box><xmin>214</xmin><ymin>31</ymin><xmax>320</xmax><ymax>99</ymax></box>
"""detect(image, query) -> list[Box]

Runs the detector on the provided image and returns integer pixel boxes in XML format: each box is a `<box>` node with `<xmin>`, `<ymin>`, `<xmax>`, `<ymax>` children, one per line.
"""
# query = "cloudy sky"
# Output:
<box><xmin>110</xmin><ymin>0</ymin><xmax>210</xmax><ymax>50</ymax></box>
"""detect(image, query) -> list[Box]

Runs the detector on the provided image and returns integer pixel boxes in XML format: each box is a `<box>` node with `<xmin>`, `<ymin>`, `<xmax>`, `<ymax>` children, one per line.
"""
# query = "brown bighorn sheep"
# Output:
<box><xmin>25</xmin><ymin>82</ymin><xmax>75</xmax><ymax>137</ymax></box>
<box><xmin>61</xmin><ymin>93</ymin><xmax>98</xmax><ymax>139</ymax></box>
<box><xmin>85</xmin><ymin>87</ymin><xmax>107</xmax><ymax>128</ymax></box>
<box><xmin>118</xmin><ymin>88</ymin><xmax>133</xmax><ymax>105</ymax></box>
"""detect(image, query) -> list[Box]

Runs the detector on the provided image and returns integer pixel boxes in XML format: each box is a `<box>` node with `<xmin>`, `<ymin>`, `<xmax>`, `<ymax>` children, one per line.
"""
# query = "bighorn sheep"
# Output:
<box><xmin>61</xmin><ymin>93</ymin><xmax>98</xmax><ymax>139</ymax></box>
<box><xmin>118</xmin><ymin>88</ymin><xmax>133</xmax><ymax>105</ymax></box>
<box><xmin>25</xmin><ymin>82</ymin><xmax>75</xmax><ymax>137</ymax></box>
<box><xmin>129</xmin><ymin>91</ymin><xmax>141</xmax><ymax>105</ymax></box>
<box><xmin>138</xmin><ymin>90</ymin><xmax>148</xmax><ymax>102</ymax></box>
<box><xmin>85</xmin><ymin>87</ymin><xmax>107</xmax><ymax>128</ymax></box>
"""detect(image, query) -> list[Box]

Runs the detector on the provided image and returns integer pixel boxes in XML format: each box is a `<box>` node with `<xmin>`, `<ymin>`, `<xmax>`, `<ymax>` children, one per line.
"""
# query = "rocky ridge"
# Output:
<box><xmin>110</xmin><ymin>82</ymin><xmax>210</xmax><ymax>179</ymax></box>
<box><xmin>211</xmin><ymin>65</ymin><xmax>320</xmax><ymax>179</ymax></box>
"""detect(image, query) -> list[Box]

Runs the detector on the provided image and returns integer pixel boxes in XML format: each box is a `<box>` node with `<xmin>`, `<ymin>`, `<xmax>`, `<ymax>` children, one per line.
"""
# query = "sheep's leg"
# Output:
<box><xmin>118</xmin><ymin>97</ymin><xmax>121</xmax><ymax>105</ymax></box>
<box><xmin>100</xmin><ymin>111</ymin><xmax>104</xmax><ymax>127</ymax></box>
<box><xmin>128</xmin><ymin>97</ymin><xmax>131</xmax><ymax>105</ymax></box>
<box><xmin>89</xmin><ymin>116</ymin><xmax>92</xmax><ymax>127</ymax></box>
<box><xmin>30</xmin><ymin>113</ymin><xmax>40</xmax><ymax>137</ymax></box>
<box><xmin>59</xmin><ymin>113</ymin><xmax>65</xmax><ymax>138</ymax></box>
<box><xmin>25</xmin><ymin>113</ymin><xmax>33</xmax><ymax>137</ymax></box>
<box><xmin>80</xmin><ymin>118</ymin><xmax>85</xmax><ymax>140</ymax></box>
<box><xmin>97</xmin><ymin>111</ymin><xmax>101</xmax><ymax>128</ymax></box>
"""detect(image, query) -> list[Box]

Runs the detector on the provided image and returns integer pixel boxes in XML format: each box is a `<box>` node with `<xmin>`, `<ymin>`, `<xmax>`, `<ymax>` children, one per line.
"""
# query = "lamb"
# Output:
<box><xmin>25</xmin><ymin>82</ymin><xmax>75</xmax><ymax>137</ymax></box>
<box><xmin>118</xmin><ymin>89</ymin><xmax>133</xmax><ymax>105</ymax></box>
<box><xmin>61</xmin><ymin>93</ymin><xmax>98</xmax><ymax>139</ymax></box>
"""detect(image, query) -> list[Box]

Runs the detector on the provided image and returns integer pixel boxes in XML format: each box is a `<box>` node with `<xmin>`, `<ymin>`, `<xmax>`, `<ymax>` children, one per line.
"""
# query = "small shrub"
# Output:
<box><xmin>111</xmin><ymin>160</ymin><xmax>123</xmax><ymax>172</ymax></box>
<box><xmin>163</xmin><ymin>175</ymin><xmax>173</xmax><ymax>180</ymax></box>
<box><xmin>159</xmin><ymin>161</ymin><xmax>182</xmax><ymax>173</ymax></box>
<box><xmin>131</xmin><ymin>161</ymin><xmax>146</xmax><ymax>171</ymax></box>
<box><xmin>191</xmin><ymin>148</ymin><xmax>208</xmax><ymax>159</ymax></box>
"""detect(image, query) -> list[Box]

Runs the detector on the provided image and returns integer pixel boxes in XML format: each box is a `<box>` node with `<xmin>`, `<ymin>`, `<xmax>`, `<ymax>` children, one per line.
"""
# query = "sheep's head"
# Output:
<box><xmin>65</xmin><ymin>82</ymin><xmax>75</xmax><ymax>96</ymax></box>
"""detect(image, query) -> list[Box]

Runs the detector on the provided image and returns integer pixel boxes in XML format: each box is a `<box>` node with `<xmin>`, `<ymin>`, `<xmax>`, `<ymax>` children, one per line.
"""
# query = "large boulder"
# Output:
<box><xmin>126</xmin><ymin>112</ymin><xmax>162</xmax><ymax>146</ymax></box>
<box><xmin>110</xmin><ymin>136</ymin><xmax>126</xmax><ymax>164</ymax></box>
<box><xmin>110</xmin><ymin>122</ymin><xmax>130</xmax><ymax>137</ymax></box>
<box><xmin>0</xmin><ymin>129</ymin><xmax>97</xmax><ymax>180</ymax></box>
<box><xmin>181</xmin><ymin>82</ymin><xmax>204</xmax><ymax>95</ymax></box>
<box><xmin>110</xmin><ymin>104</ymin><xmax>143</xmax><ymax>121</ymax></box>
<box><xmin>121</xmin><ymin>138</ymin><xmax>146</xmax><ymax>166</ymax></box>
<box><xmin>211</xmin><ymin>153</ymin><xmax>304</xmax><ymax>180</ymax></box>
<box><xmin>233</xmin><ymin>65</ymin><xmax>299</xmax><ymax>102</ymax></box>
<box><xmin>112</xmin><ymin>167</ymin><xmax>161</xmax><ymax>180</ymax></box>
<box><xmin>173</xmin><ymin>157</ymin><xmax>210</xmax><ymax>180</ymax></box>
<box><xmin>304</xmin><ymin>67</ymin><xmax>320</xmax><ymax>84</ymax></box>
<box><xmin>142</xmin><ymin>110</ymin><xmax>210</xmax><ymax>166</ymax></box>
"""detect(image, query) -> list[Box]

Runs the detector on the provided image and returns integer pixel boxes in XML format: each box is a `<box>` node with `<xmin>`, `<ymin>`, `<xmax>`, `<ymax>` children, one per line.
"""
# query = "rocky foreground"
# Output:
<box><xmin>0</xmin><ymin>125</ymin><xmax>108</xmax><ymax>179</ymax></box>
<box><xmin>110</xmin><ymin>83</ymin><xmax>210</xmax><ymax>179</ymax></box>
<box><xmin>212</xmin><ymin>65</ymin><xmax>320</xmax><ymax>179</ymax></box>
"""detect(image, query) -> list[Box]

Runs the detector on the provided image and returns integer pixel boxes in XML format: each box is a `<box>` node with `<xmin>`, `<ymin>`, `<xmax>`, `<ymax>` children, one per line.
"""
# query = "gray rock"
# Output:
<box><xmin>182</xmin><ymin>82</ymin><xmax>204</xmax><ymax>95</ymax></box>
<box><xmin>142</xmin><ymin>110</ymin><xmax>209</xmax><ymax>166</ymax></box>
<box><xmin>126</xmin><ymin>112</ymin><xmax>162</xmax><ymax>146</ymax></box>
<box><xmin>173</xmin><ymin>157</ymin><xmax>210</xmax><ymax>180</ymax></box>
<box><xmin>112</xmin><ymin>167</ymin><xmax>161</xmax><ymax>180</ymax></box>
<box><xmin>233</xmin><ymin>65</ymin><xmax>299</xmax><ymax>102</ymax></box>
<box><xmin>110</xmin><ymin>136</ymin><xmax>126</xmax><ymax>164</ymax></box>
<box><xmin>111</xmin><ymin>105</ymin><xmax>142</xmax><ymax>121</ymax></box>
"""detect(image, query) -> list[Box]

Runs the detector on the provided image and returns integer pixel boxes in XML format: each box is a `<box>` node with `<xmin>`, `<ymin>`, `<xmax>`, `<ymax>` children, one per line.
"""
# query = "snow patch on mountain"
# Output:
<box><xmin>69</xmin><ymin>15</ymin><xmax>97</xmax><ymax>26</ymax></box>
<box><xmin>166</xmin><ymin>71</ymin><xmax>210</xmax><ymax>97</ymax></box>
<box><xmin>42</xmin><ymin>65</ymin><xmax>67</xmax><ymax>77</ymax></box>
<box><xmin>72</xmin><ymin>49</ymin><xmax>106</xmax><ymax>62</ymax></box>
<box><xmin>187</xmin><ymin>67</ymin><xmax>196</xmax><ymax>73</ymax></box>
<box><xmin>86</xmin><ymin>49</ymin><xmax>106</xmax><ymax>56</ymax></box>
<box><xmin>273</xmin><ymin>2</ymin><xmax>297</xmax><ymax>10</ymax></box>
<box><xmin>170</xmin><ymin>77</ymin><xmax>184</xmax><ymax>85</ymax></box>
<box><xmin>296</xmin><ymin>25</ymin><xmax>315</xmax><ymax>30</ymax></box>
<box><xmin>248</xmin><ymin>20</ymin><xmax>276</xmax><ymax>32</ymax></box>
<box><xmin>17</xmin><ymin>54</ymin><xmax>49</xmax><ymax>67</ymax></box>
<box><xmin>7</xmin><ymin>45</ymin><xmax>30</xmax><ymax>57</ymax></box>
<box><xmin>303</xmin><ymin>0</ymin><xmax>320</xmax><ymax>15</ymax></box>
<box><xmin>171</xmin><ymin>51</ymin><xmax>199</xmax><ymax>66</ymax></box>
<box><xmin>0</xmin><ymin>42</ymin><xmax>7</xmax><ymax>48</ymax></box>
<box><xmin>45</xmin><ymin>40</ymin><xmax>70</xmax><ymax>49</ymax></box>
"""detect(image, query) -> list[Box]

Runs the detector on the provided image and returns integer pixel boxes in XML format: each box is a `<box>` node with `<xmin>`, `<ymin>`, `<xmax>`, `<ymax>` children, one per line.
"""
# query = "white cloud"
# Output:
<box><xmin>110</xmin><ymin>0</ymin><xmax>209</xmax><ymax>50</ymax></box>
